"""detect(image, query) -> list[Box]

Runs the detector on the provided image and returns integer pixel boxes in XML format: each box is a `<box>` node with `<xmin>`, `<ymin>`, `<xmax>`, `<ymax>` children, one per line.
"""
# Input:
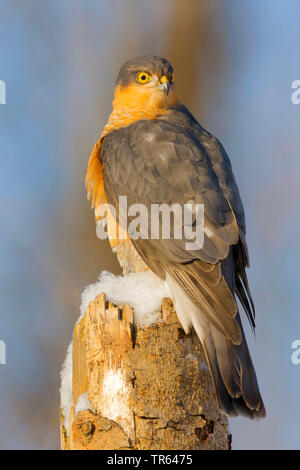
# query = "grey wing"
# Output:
<box><xmin>196</xmin><ymin>129</ymin><xmax>255</xmax><ymax>327</ymax></box>
<box><xmin>102</xmin><ymin>119</ymin><xmax>243</xmax><ymax>343</ymax></box>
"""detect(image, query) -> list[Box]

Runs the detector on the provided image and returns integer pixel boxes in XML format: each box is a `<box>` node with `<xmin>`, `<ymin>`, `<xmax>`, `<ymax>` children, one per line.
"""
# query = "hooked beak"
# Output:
<box><xmin>158</xmin><ymin>75</ymin><xmax>170</xmax><ymax>95</ymax></box>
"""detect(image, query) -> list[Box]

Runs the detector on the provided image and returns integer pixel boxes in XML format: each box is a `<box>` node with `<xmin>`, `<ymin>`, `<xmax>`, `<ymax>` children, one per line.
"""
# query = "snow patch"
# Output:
<box><xmin>75</xmin><ymin>392</ymin><xmax>93</xmax><ymax>417</ymax></box>
<box><xmin>60</xmin><ymin>340</ymin><xmax>73</xmax><ymax>435</ymax></box>
<box><xmin>79</xmin><ymin>270</ymin><xmax>169</xmax><ymax>327</ymax></box>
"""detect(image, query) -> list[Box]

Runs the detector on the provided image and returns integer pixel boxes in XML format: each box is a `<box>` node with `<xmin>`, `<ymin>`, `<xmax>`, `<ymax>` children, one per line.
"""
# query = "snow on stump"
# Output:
<box><xmin>60</xmin><ymin>294</ymin><xmax>230</xmax><ymax>450</ymax></box>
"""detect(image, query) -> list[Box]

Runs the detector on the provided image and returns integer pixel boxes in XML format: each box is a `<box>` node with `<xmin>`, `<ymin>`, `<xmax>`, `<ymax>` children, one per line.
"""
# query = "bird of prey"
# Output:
<box><xmin>86</xmin><ymin>56</ymin><xmax>265</xmax><ymax>418</ymax></box>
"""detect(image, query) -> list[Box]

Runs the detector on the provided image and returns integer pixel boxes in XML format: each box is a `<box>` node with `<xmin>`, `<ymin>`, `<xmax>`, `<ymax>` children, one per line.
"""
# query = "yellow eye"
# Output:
<box><xmin>136</xmin><ymin>71</ymin><xmax>151</xmax><ymax>84</ymax></box>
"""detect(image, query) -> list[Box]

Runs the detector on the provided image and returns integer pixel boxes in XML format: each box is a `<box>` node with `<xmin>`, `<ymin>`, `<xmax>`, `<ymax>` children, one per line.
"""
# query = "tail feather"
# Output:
<box><xmin>233</xmin><ymin>242</ymin><xmax>256</xmax><ymax>331</ymax></box>
<box><xmin>203</xmin><ymin>321</ymin><xmax>266</xmax><ymax>419</ymax></box>
<box><xmin>166</xmin><ymin>261</ymin><xmax>266</xmax><ymax>419</ymax></box>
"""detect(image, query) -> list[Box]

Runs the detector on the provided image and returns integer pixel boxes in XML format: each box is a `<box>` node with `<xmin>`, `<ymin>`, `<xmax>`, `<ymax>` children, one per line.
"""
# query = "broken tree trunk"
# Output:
<box><xmin>60</xmin><ymin>295</ymin><xmax>230</xmax><ymax>450</ymax></box>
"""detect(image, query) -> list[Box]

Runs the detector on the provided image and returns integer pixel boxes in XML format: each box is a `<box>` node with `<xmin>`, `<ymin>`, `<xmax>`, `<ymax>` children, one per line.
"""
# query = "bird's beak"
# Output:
<box><xmin>158</xmin><ymin>75</ymin><xmax>170</xmax><ymax>95</ymax></box>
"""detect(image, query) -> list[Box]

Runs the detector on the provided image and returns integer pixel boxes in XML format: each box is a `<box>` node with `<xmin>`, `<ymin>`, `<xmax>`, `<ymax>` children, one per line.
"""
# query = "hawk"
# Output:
<box><xmin>86</xmin><ymin>56</ymin><xmax>265</xmax><ymax>418</ymax></box>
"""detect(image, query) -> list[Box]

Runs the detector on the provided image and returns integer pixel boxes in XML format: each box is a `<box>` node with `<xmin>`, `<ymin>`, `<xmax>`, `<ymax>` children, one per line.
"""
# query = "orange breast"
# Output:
<box><xmin>85</xmin><ymin>138</ymin><xmax>106</xmax><ymax>208</ymax></box>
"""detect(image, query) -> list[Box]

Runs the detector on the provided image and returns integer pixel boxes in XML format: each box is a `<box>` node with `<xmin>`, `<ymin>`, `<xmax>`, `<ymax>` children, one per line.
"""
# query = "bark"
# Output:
<box><xmin>60</xmin><ymin>295</ymin><xmax>230</xmax><ymax>450</ymax></box>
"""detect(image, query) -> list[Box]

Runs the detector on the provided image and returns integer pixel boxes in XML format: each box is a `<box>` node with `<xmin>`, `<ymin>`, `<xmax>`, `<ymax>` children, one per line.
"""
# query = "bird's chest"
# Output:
<box><xmin>93</xmin><ymin>185</ymin><xmax>148</xmax><ymax>276</ymax></box>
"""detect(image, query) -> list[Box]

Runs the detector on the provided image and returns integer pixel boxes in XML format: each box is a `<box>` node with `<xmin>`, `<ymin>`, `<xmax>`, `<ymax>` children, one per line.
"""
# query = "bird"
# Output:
<box><xmin>85</xmin><ymin>55</ymin><xmax>266</xmax><ymax>419</ymax></box>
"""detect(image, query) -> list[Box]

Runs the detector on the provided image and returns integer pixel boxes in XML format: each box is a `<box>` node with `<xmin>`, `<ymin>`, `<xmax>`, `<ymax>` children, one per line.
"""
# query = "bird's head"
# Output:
<box><xmin>112</xmin><ymin>56</ymin><xmax>180</xmax><ymax>114</ymax></box>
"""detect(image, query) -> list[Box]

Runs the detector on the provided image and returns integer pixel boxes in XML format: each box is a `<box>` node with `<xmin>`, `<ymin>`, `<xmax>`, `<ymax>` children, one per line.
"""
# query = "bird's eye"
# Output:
<box><xmin>136</xmin><ymin>72</ymin><xmax>151</xmax><ymax>84</ymax></box>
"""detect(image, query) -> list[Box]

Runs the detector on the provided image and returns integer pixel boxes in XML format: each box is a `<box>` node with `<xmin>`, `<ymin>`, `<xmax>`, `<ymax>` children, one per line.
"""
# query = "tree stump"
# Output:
<box><xmin>60</xmin><ymin>295</ymin><xmax>230</xmax><ymax>450</ymax></box>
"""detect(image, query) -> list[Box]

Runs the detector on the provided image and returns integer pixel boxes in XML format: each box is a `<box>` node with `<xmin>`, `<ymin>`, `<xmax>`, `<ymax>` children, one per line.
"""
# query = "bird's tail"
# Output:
<box><xmin>199</xmin><ymin>317</ymin><xmax>266</xmax><ymax>418</ymax></box>
<box><xmin>165</xmin><ymin>268</ymin><xmax>266</xmax><ymax>418</ymax></box>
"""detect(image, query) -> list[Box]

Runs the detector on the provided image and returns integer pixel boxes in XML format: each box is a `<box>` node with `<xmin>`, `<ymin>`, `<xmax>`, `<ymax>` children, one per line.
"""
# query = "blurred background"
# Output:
<box><xmin>0</xmin><ymin>0</ymin><xmax>299</xmax><ymax>449</ymax></box>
